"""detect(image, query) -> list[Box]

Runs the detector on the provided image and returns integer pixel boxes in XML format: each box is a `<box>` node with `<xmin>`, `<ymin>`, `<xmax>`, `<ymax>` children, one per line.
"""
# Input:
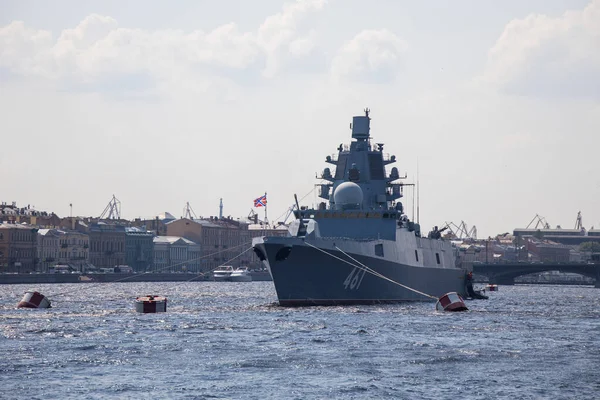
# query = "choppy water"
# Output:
<box><xmin>1</xmin><ymin>282</ymin><xmax>599</xmax><ymax>400</ymax></box>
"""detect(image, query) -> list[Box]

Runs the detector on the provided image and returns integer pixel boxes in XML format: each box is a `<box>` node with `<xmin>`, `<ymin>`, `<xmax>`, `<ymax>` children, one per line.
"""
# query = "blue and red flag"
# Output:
<box><xmin>253</xmin><ymin>194</ymin><xmax>267</xmax><ymax>208</ymax></box>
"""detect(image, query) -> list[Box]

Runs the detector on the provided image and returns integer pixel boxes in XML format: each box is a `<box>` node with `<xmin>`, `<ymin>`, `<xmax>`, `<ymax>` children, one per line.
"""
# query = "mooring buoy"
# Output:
<box><xmin>17</xmin><ymin>291</ymin><xmax>52</xmax><ymax>309</ymax></box>
<box><xmin>436</xmin><ymin>292</ymin><xmax>468</xmax><ymax>312</ymax></box>
<box><xmin>134</xmin><ymin>295</ymin><xmax>167</xmax><ymax>313</ymax></box>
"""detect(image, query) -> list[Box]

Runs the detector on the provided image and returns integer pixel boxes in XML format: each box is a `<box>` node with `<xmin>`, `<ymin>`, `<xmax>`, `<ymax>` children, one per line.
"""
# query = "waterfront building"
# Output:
<box><xmin>0</xmin><ymin>222</ymin><xmax>38</xmax><ymax>273</ymax></box>
<box><xmin>513</xmin><ymin>227</ymin><xmax>600</xmax><ymax>246</ymax></box>
<box><xmin>1</xmin><ymin>202</ymin><xmax>61</xmax><ymax>227</ymax></box>
<box><xmin>166</xmin><ymin>217</ymin><xmax>287</xmax><ymax>272</ymax></box>
<box><xmin>130</xmin><ymin>212</ymin><xmax>175</xmax><ymax>237</ymax></box>
<box><xmin>37</xmin><ymin>229</ymin><xmax>61</xmax><ymax>272</ymax></box>
<box><xmin>88</xmin><ymin>223</ymin><xmax>126</xmax><ymax>268</ymax></box>
<box><xmin>59</xmin><ymin>230</ymin><xmax>90</xmax><ymax>271</ymax></box>
<box><xmin>125</xmin><ymin>227</ymin><xmax>154</xmax><ymax>272</ymax></box>
<box><xmin>37</xmin><ymin>228</ymin><xmax>91</xmax><ymax>272</ymax></box>
<box><xmin>525</xmin><ymin>238</ymin><xmax>572</xmax><ymax>263</ymax></box>
<box><xmin>153</xmin><ymin>236</ymin><xmax>201</xmax><ymax>272</ymax></box>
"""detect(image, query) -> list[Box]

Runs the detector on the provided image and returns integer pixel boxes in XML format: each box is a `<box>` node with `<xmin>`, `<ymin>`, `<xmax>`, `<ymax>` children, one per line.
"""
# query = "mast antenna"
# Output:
<box><xmin>416</xmin><ymin>158</ymin><xmax>420</xmax><ymax>224</ymax></box>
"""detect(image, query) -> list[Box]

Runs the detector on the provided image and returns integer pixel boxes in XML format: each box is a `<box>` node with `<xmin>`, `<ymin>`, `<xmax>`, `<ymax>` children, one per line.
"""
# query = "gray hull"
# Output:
<box><xmin>255</xmin><ymin>238</ymin><xmax>467</xmax><ymax>306</ymax></box>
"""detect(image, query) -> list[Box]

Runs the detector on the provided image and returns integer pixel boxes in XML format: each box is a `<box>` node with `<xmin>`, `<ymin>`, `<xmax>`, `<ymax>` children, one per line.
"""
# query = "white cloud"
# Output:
<box><xmin>330</xmin><ymin>29</ymin><xmax>408</xmax><ymax>83</ymax></box>
<box><xmin>0</xmin><ymin>21</ymin><xmax>53</xmax><ymax>77</ymax></box>
<box><xmin>483</xmin><ymin>0</ymin><xmax>600</xmax><ymax>99</ymax></box>
<box><xmin>0</xmin><ymin>0</ymin><xmax>328</xmax><ymax>92</ymax></box>
<box><xmin>257</xmin><ymin>0</ymin><xmax>326</xmax><ymax>77</ymax></box>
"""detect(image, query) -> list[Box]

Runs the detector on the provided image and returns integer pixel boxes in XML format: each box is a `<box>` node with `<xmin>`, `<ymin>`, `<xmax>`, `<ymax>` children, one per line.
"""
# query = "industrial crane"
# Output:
<box><xmin>99</xmin><ymin>195</ymin><xmax>121</xmax><ymax>220</ymax></box>
<box><xmin>525</xmin><ymin>214</ymin><xmax>550</xmax><ymax>229</ymax></box>
<box><xmin>442</xmin><ymin>221</ymin><xmax>477</xmax><ymax>240</ymax></box>
<box><xmin>575</xmin><ymin>211</ymin><xmax>583</xmax><ymax>230</ymax></box>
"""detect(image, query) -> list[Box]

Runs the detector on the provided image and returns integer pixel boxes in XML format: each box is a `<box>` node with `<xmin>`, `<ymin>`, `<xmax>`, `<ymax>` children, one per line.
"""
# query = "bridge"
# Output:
<box><xmin>472</xmin><ymin>262</ymin><xmax>600</xmax><ymax>288</ymax></box>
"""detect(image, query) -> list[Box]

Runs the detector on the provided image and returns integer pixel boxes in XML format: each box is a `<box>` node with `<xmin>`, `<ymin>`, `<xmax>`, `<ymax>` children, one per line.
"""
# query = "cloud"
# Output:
<box><xmin>0</xmin><ymin>0</ymin><xmax>328</xmax><ymax>93</ymax></box>
<box><xmin>483</xmin><ymin>0</ymin><xmax>600</xmax><ymax>99</ymax></box>
<box><xmin>257</xmin><ymin>0</ymin><xmax>326</xmax><ymax>77</ymax></box>
<box><xmin>0</xmin><ymin>21</ymin><xmax>53</xmax><ymax>78</ymax></box>
<box><xmin>330</xmin><ymin>29</ymin><xmax>408</xmax><ymax>83</ymax></box>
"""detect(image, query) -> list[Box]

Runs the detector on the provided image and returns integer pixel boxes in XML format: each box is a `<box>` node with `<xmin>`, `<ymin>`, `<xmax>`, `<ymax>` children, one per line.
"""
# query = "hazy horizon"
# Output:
<box><xmin>1</xmin><ymin>0</ymin><xmax>599</xmax><ymax>237</ymax></box>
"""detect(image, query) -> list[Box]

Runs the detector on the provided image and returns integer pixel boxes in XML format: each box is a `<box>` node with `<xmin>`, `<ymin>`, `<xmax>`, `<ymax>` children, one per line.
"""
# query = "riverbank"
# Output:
<box><xmin>0</xmin><ymin>273</ymin><xmax>211</xmax><ymax>285</ymax></box>
<box><xmin>0</xmin><ymin>271</ymin><xmax>272</xmax><ymax>284</ymax></box>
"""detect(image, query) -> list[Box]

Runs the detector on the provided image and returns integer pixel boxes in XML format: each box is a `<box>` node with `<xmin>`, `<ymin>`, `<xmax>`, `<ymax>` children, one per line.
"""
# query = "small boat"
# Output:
<box><xmin>17</xmin><ymin>291</ymin><xmax>51</xmax><ymax>308</ymax></box>
<box><xmin>486</xmin><ymin>284</ymin><xmax>498</xmax><ymax>292</ymax></box>
<box><xmin>213</xmin><ymin>266</ymin><xmax>234</xmax><ymax>281</ymax></box>
<box><xmin>230</xmin><ymin>267</ymin><xmax>252</xmax><ymax>282</ymax></box>
<box><xmin>135</xmin><ymin>295</ymin><xmax>167</xmax><ymax>313</ymax></box>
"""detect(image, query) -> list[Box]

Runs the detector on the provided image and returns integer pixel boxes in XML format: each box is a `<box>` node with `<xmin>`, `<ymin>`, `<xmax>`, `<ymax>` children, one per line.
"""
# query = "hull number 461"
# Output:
<box><xmin>343</xmin><ymin>267</ymin><xmax>367</xmax><ymax>290</ymax></box>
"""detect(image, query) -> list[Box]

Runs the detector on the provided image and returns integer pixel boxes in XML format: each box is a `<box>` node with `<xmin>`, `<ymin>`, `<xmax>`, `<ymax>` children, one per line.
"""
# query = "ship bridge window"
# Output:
<box><xmin>375</xmin><ymin>244</ymin><xmax>384</xmax><ymax>257</ymax></box>
<box><xmin>436</xmin><ymin>253</ymin><xmax>441</xmax><ymax>264</ymax></box>
<box><xmin>415</xmin><ymin>250</ymin><xmax>419</xmax><ymax>262</ymax></box>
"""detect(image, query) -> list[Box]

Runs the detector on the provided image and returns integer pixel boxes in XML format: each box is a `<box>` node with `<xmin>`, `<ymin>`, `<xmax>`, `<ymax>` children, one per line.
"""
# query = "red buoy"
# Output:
<box><xmin>17</xmin><ymin>291</ymin><xmax>52</xmax><ymax>309</ymax></box>
<box><xmin>486</xmin><ymin>284</ymin><xmax>498</xmax><ymax>292</ymax></box>
<box><xmin>134</xmin><ymin>295</ymin><xmax>167</xmax><ymax>313</ymax></box>
<box><xmin>436</xmin><ymin>292</ymin><xmax>468</xmax><ymax>312</ymax></box>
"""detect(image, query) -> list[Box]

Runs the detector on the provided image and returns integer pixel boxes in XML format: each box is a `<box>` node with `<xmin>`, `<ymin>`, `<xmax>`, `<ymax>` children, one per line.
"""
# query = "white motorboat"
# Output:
<box><xmin>229</xmin><ymin>267</ymin><xmax>253</xmax><ymax>282</ymax></box>
<box><xmin>213</xmin><ymin>265</ymin><xmax>234</xmax><ymax>281</ymax></box>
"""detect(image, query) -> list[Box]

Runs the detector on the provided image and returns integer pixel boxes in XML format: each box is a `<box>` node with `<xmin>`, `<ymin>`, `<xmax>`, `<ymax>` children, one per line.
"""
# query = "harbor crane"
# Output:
<box><xmin>99</xmin><ymin>195</ymin><xmax>121</xmax><ymax>220</ymax></box>
<box><xmin>443</xmin><ymin>221</ymin><xmax>477</xmax><ymax>240</ymax></box>
<box><xmin>526</xmin><ymin>214</ymin><xmax>551</xmax><ymax>229</ymax></box>
<box><xmin>183</xmin><ymin>202</ymin><xmax>197</xmax><ymax>220</ymax></box>
<box><xmin>248</xmin><ymin>209</ymin><xmax>267</xmax><ymax>225</ymax></box>
<box><xmin>575</xmin><ymin>211</ymin><xmax>583</xmax><ymax>230</ymax></box>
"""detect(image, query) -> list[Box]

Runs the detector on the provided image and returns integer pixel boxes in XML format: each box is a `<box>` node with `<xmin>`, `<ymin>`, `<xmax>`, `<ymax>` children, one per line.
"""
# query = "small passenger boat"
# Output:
<box><xmin>486</xmin><ymin>284</ymin><xmax>498</xmax><ymax>292</ymax></box>
<box><xmin>212</xmin><ymin>266</ymin><xmax>234</xmax><ymax>281</ymax></box>
<box><xmin>229</xmin><ymin>267</ymin><xmax>252</xmax><ymax>282</ymax></box>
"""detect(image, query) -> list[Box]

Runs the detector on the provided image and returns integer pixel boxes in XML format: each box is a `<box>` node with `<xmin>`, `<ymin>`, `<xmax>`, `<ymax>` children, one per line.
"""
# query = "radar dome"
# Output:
<box><xmin>333</xmin><ymin>182</ymin><xmax>363</xmax><ymax>210</ymax></box>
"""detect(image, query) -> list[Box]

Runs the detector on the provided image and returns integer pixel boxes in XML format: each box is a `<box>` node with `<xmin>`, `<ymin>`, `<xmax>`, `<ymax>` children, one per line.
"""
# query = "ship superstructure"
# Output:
<box><xmin>252</xmin><ymin>109</ymin><xmax>467</xmax><ymax>306</ymax></box>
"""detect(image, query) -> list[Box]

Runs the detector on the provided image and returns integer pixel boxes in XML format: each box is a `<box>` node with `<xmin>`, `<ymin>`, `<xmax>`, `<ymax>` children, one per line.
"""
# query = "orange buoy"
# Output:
<box><xmin>436</xmin><ymin>292</ymin><xmax>468</xmax><ymax>312</ymax></box>
<box><xmin>134</xmin><ymin>295</ymin><xmax>167</xmax><ymax>313</ymax></box>
<box><xmin>17</xmin><ymin>291</ymin><xmax>52</xmax><ymax>309</ymax></box>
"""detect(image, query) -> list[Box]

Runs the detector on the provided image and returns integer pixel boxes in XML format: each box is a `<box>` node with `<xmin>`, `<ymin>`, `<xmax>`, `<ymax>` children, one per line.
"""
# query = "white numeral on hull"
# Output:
<box><xmin>343</xmin><ymin>267</ymin><xmax>367</xmax><ymax>290</ymax></box>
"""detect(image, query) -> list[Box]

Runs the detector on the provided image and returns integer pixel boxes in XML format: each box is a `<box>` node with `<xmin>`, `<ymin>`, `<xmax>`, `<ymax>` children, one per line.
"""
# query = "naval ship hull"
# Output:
<box><xmin>254</xmin><ymin>237</ymin><xmax>467</xmax><ymax>306</ymax></box>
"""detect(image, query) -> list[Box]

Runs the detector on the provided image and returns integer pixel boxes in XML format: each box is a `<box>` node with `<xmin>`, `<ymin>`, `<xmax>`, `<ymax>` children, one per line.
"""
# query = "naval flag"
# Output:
<box><xmin>253</xmin><ymin>194</ymin><xmax>267</xmax><ymax>208</ymax></box>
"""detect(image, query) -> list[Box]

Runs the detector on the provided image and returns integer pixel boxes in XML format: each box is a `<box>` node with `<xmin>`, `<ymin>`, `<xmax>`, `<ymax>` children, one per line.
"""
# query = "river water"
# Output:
<box><xmin>1</xmin><ymin>282</ymin><xmax>599</xmax><ymax>399</ymax></box>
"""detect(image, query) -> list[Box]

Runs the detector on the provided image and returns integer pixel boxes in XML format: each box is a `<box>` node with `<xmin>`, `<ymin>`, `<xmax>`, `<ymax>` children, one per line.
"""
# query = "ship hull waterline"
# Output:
<box><xmin>254</xmin><ymin>238</ymin><xmax>467</xmax><ymax>307</ymax></box>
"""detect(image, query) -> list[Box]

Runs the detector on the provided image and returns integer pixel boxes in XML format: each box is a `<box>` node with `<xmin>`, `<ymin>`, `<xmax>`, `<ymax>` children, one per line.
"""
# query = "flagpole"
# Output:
<box><xmin>264</xmin><ymin>191</ymin><xmax>268</xmax><ymax>228</ymax></box>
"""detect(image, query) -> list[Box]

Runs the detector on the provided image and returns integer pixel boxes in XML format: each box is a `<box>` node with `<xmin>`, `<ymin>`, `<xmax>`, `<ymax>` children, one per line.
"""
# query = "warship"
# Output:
<box><xmin>252</xmin><ymin>109</ymin><xmax>468</xmax><ymax>306</ymax></box>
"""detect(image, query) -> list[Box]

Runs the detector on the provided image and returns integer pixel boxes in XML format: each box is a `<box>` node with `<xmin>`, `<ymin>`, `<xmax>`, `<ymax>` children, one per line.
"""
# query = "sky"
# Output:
<box><xmin>1</xmin><ymin>0</ymin><xmax>599</xmax><ymax>238</ymax></box>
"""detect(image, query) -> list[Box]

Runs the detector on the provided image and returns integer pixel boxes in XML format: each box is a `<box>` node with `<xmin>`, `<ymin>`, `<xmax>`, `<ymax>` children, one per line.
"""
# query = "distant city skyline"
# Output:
<box><xmin>1</xmin><ymin>0</ymin><xmax>599</xmax><ymax>237</ymax></box>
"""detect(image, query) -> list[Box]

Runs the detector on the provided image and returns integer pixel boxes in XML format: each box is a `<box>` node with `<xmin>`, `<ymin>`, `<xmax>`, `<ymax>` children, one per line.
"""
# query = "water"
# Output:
<box><xmin>1</xmin><ymin>282</ymin><xmax>599</xmax><ymax>400</ymax></box>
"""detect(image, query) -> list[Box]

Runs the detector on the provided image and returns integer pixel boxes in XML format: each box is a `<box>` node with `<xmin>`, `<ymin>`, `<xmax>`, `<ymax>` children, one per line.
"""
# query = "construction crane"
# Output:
<box><xmin>183</xmin><ymin>202</ymin><xmax>197</xmax><ymax>220</ymax></box>
<box><xmin>99</xmin><ymin>195</ymin><xmax>121</xmax><ymax>220</ymax></box>
<box><xmin>526</xmin><ymin>214</ymin><xmax>550</xmax><ymax>229</ymax></box>
<box><xmin>574</xmin><ymin>211</ymin><xmax>583</xmax><ymax>230</ymax></box>
<box><xmin>275</xmin><ymin>205</ymin><xmax>297</xmax><ymax>226</ymax></box>
<box><xmin>442</xmin><ymin>221</ymin><xmax>477</xmax><ymax>240</ymax></box>
<box><xmin>248</xmin><ymin>209</ymin><xmax>265</xmax><ymax>225</ymax></box>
